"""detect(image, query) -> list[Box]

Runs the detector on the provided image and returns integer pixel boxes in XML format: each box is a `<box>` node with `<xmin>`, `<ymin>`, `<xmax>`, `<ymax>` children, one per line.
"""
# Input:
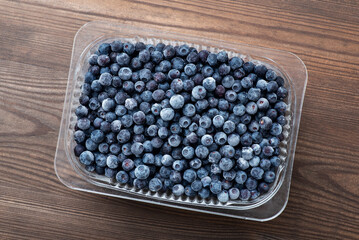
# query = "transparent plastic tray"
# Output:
<box><xmin>54</xmin><ymin>21</ymin><xmax>307</xmax><ymax>221</ymax></box>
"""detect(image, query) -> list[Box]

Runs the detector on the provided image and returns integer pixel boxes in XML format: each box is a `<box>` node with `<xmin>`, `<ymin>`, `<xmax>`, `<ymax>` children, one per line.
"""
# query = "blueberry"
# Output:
<box><xmin>217</xmin><ymin>158</ymin><xmax>233</xmax><ymax>171</ymax></box>
<box><xmin>116</xmin><ymin>171</ymin><xmax>129</xmax><ymax>184</ymax></box>
<box><xmin>252</xmin><ymin>144</ymin><xmax>262</xmax><ymax>155</ymax></box>
<box><xmin>158</xmin><ymin>166</ymin><xmax>170</xmax><ymax>179</ymax></box>
<box><xmin>116</xmin><ymin>53</ymin><xmax>130</xmax><ymax>66</ymax></box>
<box><xmin>229</xmin><ymin>57</ymin><xmax>243</xmax><ymax>70</ymax></box>
<box><xmin>265</xmin><ymin>69</ymin><xmax>277</xmax><ymax>81</ymax></box>
<box><xmin>252</xmin><ymin>79</ymin><xmax>265</xmax><ymax>92</ymax></box>
<box><xmin>221</xmin><ymin>75</ymin><xmax>234</xmax><ymax>89</ymax></box>
<box><xmin>133</xmin><ymin>179</ymin><xmax>147</xmax><ymax>189</ymax></box>
<box><xmin>236</xmin><ymin>93</ymin><xmax>247</xmax><ymax>106</ymax></box>
<box><xmin>218</xmin><ymin>63</ymin><xmax>230</xmax><ymax>76</ymax></box>
<box><xmin>237</xmin><ymin>158</ymin><xmax>250</xmax><ymax>170</ymax></box>
<box><xmin>190</xmin><ymin>85</ymin><xmax>206</xmax><ymax>100</ymax></box>
<box><xmin>199</xmin><ymin>115</ymin><xmax>211</xmax><ymax>129</ymax></box>
<box><xmin>249</xmin><ymin>167</ymin><xmax>264</xmax><ymax>180</ymax></box>
<box><xmin>192</xmin><ymin>73</ymin><xmax>205</xmax><ymax>85</ymax></box>
<box><xmin>97</xmin><ymin>142</ymin><xmax>108</xmax><ymax>154</ymax></box>
<box><xmin>256</xmin><ymin>98</ymin><xmax>269</xmax><ymax>111</ymax></box>
<box><xmin>98</xmin><ymin>43</ymin><xmax>111</xmax><ymax>55</ymax></box>
<box><xmin>241</xmin><ymin>132</ymin><xmax>252</xmax><ymax>146</ymax></box>
<box><xmin>168</xmin><ymin>134</ymin><xmax>181</xmax><ymax>147</ymax></box>
<box><xmin>198</xmin><ymin>134</ymin><xmax>213</xmax><ymax>147</ymax></box>
<box><xmin>189</xmin><ymin>180</ymin><xmax>202</xmax><ymax>192</ymax></box>
<box><xmin>229</xmin><ymin>188</ymin><xmax>240</xmax><ymax>200</ymax></box>
<box><xmin>215</xmin><ymin>85</ymin><xmax>226</xmax><ymax>98</ymax></box>
<box><xmin>232</xmin><ymin>105</ymin><xmax>245</xmax><ymax>117</ymax></box>
<box><xmin>198</xmin><ymin>188</ymin><xmax>210</xmax><ymax>199</ymax></box>
<box><xmin>248</xmin><ymin>121</ymin><xmax>260</xmax><ymax>132</ymax></box>
<box><xmin>269</xmin><ymin>157</ymin><xmax>280</xmax><ymax>169</ymax></box>
<box><xmin>193</xmin><ymin>50</ymin><xmax>206</xmax><ymax>63</ymax></box>
<box><xmin>106</xmin><ymin>155</ymin><xmax>119</xmax><ymax>169</ymax></box>
<box><xmin>277</xmin><ymin>86</ymin><xmax>288</xmax><ymax>100</ymax></box>
<box><xmin>223</xmin><ymin>120</ymin><xmax>235</xmax><ymax>134</ymax></box>
<box><xmin>274</xmin><ymin>101</ymin><xmax>287</xmax><ymax>115</ymax></box>
<box><xmin>266</xmin><ymin>108</ymin><xmax>278</xmax><ymax>120</ymax></box>
<box><xmin>202</xmin><ymin>65</ymin><xmax>214</xmax><ymax>77</ymax></box>
<box><xmin>233</xmin><ymin>68</ymin><xmax>246</xmax><ymax>80</ymax></box>
<box><xmin>100</xmin><ymin>121</ymin><xmax>111</xmax><ymax>133</ymax></box>
<box><xmin>182</xmin><ymin>63</ymin><xmax>196</xmax><ymax>76</ymax></box>
<box><xmin>138</xmin><ymin>68</ymin><xmax>152</xmax><ymax>82</ymax></box>
<box><xmin>114</xmin><ymin>105</ymin><xmax>127</xmax><ymax>117</ymax></box>
<box><xmin>224</xmin><ymin>90</ymin><xmax>237</xmax><ymax>103</ymax></box>
<box><xmin>172</xmin><ymin>184</ymin><xmax>185</xmax><ymax>196</ymax></box>
<box><xmin>88</xmin><ymin>54</ymin><xmax>98</xmax><ymax>65</ymax></box>
<box><xmin>158</xmin><ymin>108</ymin><xmax>174</xmax><ymax>122</ymax></box>
<box><xmin>147</xmin><ymin>178</ymin><xmax>162</xmax><ymax>192</ymax></box>
<box><xmin>170</xmin><ymin>160</ymin><xmax>184</xmax><ymax>172</ymax></box>
<box><xmin>215</xmin><ymin>51</ymin><xmax>227</xmax><ymax>63</ymax></box>
<box><xmin>220</xmin><ymin>169</ymin><xmax>235</xmax><ymax>182</ymax></box>
<box><xmin>270</xmin><ymin>123</ymin><xmax>282</xmax><ymax>136</ymax></box>
<box><xmin>84</xmin><ymin>71</ymin><xmax>95</xmax><ymax>84</ymax></box>
<box><xmin>210</xmin><ymin>180</ymin><xmax>222</xmax><ymax>194</ymax></box>
<box><xmin>260</xmin><ymin>159</ymin><xmax>271</xmax><ymax>171</ymax></box>
<box><xmin>217</xmin><ymin>190</ymin><xmax>229</xmax><ymax>203</ymax></box>
<box><xmin>214</xmin><ymin>132</ymin><xmax>227</xmax><ymax>145</ymax></box>
<box><xmin>157</xmin><ymin>60</ymin><xmax>171</xmax><ymax>73</ymax></box>
<box><xmin>74</xmin><ymin>144</ymin><xmax>86</xmax><ymax>157</ymax></box>
<box><xmin>245</xmin><ymin>177</ymin><xmax>258</xmax><ymax>190</ymax></box>
<box><xmin>100</xmin><ymin>98</ymin><xmax>115</xmax><ymax>112</ymax></box>
<box><xmin>117</xmin><ymin>129</ymin><xmax>131</xmax><ymax>144</ymax></box>
<box><xmin>97</xmin><ymin>55</ymin><xmax>110</xmax><ymax>67</ymax></box>
<box><xmin>240</xmin><ymin>77</ymin><xmax>252</xmax><ymax>89</ymax></box>
<box><xmin>93</xmin><ymin>154</ymin><xmax>106</xmax><ymax>168</ymax></box>
<box><xmin>168</xmin><ymin>69</ymin><xmax>181</xmax><ymax>81</ymax></box>
<box><xmin>85</xmin><ymin>138</ymin><xmax>98</xmax><ymax>151</ymax></box>
<box><xmin>195</xmin><ymin>145</ymin><xmax>209</xmax><ymax>159</ymax></box>
<box><xmin>267</xmin><ymin>81</ymin><xmax>279</xmax><ymax>93</ymax></box>
<box><xmin>207</xmin><ymin>151</ymin><xmax>221</xmax><ymax>164</ymax></box>
<box><xmin>264</xmin><ymin>171</ymin><xmax>276</xmax><ymax>183</ymax></box>
<box><xmin>105</xmin><ymin>168</ymin><xmax>118</xmax><ymax>178</ymax></box>
<box><xmin>169</xmin><ymin>170</ymin><xmax>182</xmax><ymax>184</ymax></box>
<box><xmin>74</xmin><ymin>130</ymin><xmax>86</xmax><ymax>143</ymax></box>
<box><xmin>159</xmin><ymin>154</ymin><xmax>173</xmax><ymax>167</ymax></box>
<box><xmin>262</xmin><ymin>145</ymin><xmax>274</xmax><ymax>157</ymax></box>
<box><xmin>196</xmin><ymin>167</ymin><xmax>208</xmax><ymax>179</ymax></box>
<box><xmin>151</xmin><ymin>89</ymin><xmax>164</xmax><ymax>102</ymax></box>
<box><xmin>105</xmin><ymin>112</ymin><xmax>116</xmax><ymax>122</ymax></box>
<box><xmin>201</xmin><ymin>77</ymin><xmax>216</xmax><ymax>92</ymax></box>
<box><xmin>167</xmin><ymin>95</ymin><xmax>184</xmax><ymax>110</ymax></box>
<box><xmin>199</xmin><ymin>176</ymin><xmax>211</xmax><ymax>189</ymax></box>
<box><xmin>254</xmin><ymin>64</ymin><xmax>267</xmax><ymax>78</ymax></box>
<box><xmin>90</xmin><ymin>129</ymin><xmax>104</xmax><ymax>144</ymax></box>
<box><xmin>121</xmin><ymin>115</ymin><xmax>133</xmax><ymax>128</ymax></box>
<box><xmin>259</xmin><ymin>116</ymin><xmax>273</xmax><ymax>130</ymax></box>
<box><xmin>186</xmin><ymin>132</ymin><xmax>198</xmax><ymax>144</ymax></box>
<box><xmin>218</xmin><ymin>99</ymin><xmax>229</xmax><ymax>111</ymax></box>
<box><xmin>122</xmin><ymin>42</ymin><xmax>134</xmax><ymax>55</ymax></box>
<box><xmin>258</xmin><ymin>182</ymin><xmax>270</xmax><ymax>193</ymax></box>
<box><xmin>227</xmin><ymin>133</ymin><xmax>240</xmax><ymax>147</ymax></box>
<box><xmin>182</xmin><ymin>169</ymin><xmax>196</xmax><ymax>183</ymax></box>
<box><xmin>124</xmin><ymin>98</ymin><xmax>137</xmax><ymax>110</ymax></box>
<box><xmin>188</xmin><ymin>158</ymin><xmax>201</xmax><ymax>170</ymax></box>
<box><xmin>211</xmin><ymin>163</ymin><xmax>222</xmax><ymax>174</ymax></box>
<box><xmin>134</xmin><ymin>165</ymin><xmax>150</xmax><ymax>180</ymax></box>
<box><xmin>239</xmin><ymin>189</ymin><xmax>251</xmax><ymax>200</ymax></box>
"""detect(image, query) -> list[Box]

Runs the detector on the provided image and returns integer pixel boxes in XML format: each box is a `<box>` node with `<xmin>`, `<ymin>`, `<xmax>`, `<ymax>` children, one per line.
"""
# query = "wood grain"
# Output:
<box><xmin>0</xmin><ymin>0</ymin><xmax>359</xmax><ymax>239</ymax></box>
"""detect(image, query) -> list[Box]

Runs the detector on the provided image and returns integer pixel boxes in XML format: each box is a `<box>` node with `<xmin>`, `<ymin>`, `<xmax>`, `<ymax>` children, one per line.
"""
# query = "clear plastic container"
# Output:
<box><xmin>54</xmin><ymin>21</ymin><xmax>307</xmax><ymax>221</ymax></box>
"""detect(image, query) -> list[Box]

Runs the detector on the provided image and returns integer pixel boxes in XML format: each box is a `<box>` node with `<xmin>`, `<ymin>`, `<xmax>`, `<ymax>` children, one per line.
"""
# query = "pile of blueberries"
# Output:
<box><xmin>74</xmin><ymin>40</ymin><xmax>288</xmax><ymax>203</ymax></box>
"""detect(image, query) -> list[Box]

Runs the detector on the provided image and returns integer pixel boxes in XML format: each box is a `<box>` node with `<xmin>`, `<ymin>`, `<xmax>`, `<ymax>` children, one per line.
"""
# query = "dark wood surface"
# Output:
<box><xmin>1</xmin><ymin>0</ymin><xmax>359</xmax><ymax>239</ymax></box>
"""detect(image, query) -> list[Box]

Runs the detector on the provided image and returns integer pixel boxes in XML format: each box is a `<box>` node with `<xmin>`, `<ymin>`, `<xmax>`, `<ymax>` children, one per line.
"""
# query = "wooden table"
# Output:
<box><xmin>1</xmin><ymin>0</ymin><xmax>358</xmax><ymax>239</ymax></box>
